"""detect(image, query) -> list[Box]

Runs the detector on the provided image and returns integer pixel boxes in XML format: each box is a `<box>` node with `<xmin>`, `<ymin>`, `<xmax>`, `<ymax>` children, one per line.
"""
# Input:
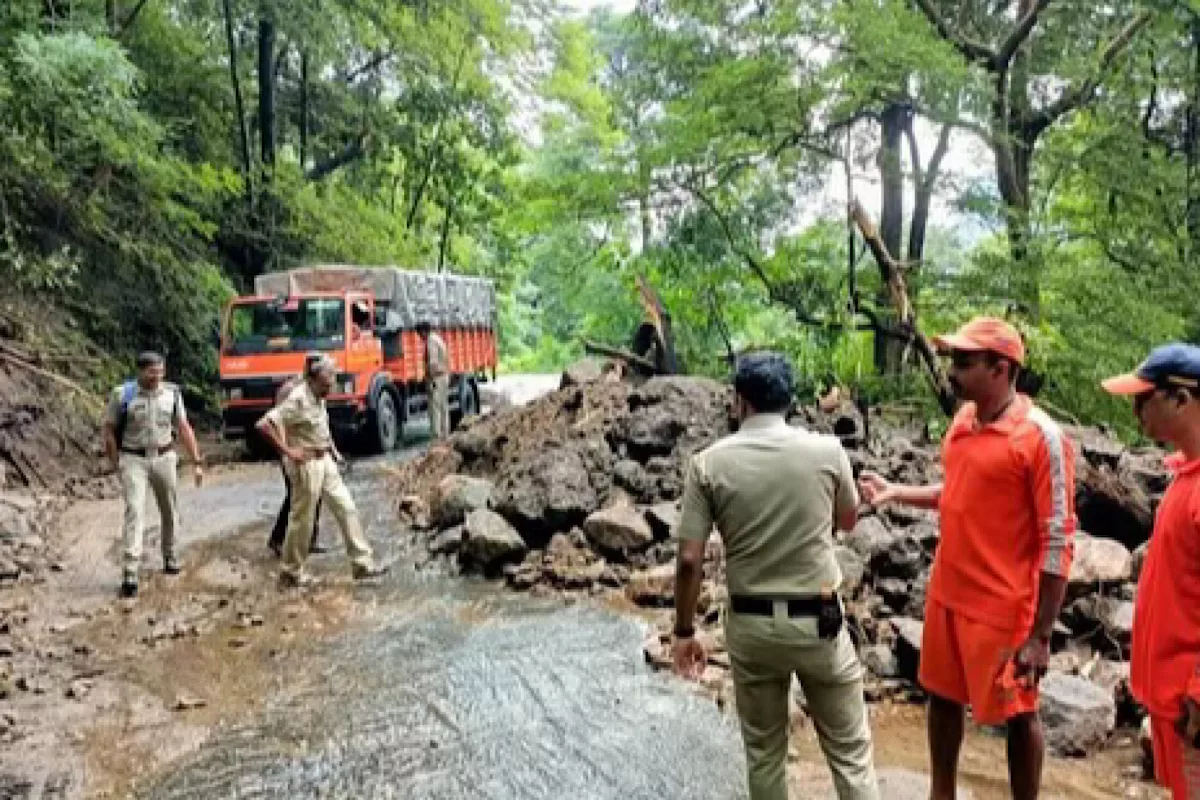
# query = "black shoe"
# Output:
<box><xmin>309</xmin><ymin>542</ymin><xmax>328</xmax><ymax>554</ymax></box>
<box><xmin>352</xmin><ymin>564</ymin><xmax>390</xmax><ymax>581</ymax></box>
<box><xmin>119</xmin><ymin>581</ymin><xmax>138</xmax><ymax>598</ymax></box>
<box><xmin>268</xmin><ymin>543</ymin><xmax>282</xmax><ymax>558</ymax></box>
<box><xmin>164</xmin><ymin>564</ymin><xmax>181</xmax><ymax>576</ymax></box>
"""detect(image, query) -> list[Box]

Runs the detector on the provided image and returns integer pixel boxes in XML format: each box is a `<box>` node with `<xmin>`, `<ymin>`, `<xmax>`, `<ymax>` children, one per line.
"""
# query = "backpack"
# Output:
<box><xmin>114</xmin><ymin>380</ymin><xmax>182</xmax><ymax>448</ymax></box>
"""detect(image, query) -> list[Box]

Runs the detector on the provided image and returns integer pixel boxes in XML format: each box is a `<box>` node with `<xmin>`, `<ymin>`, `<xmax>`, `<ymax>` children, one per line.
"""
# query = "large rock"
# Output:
<box><xmin>1076</xmin><ymin>462</ymin><xmax>1154</xmax><ymax>550</ymax></box>
<box><xmin>890</xmin><ymin>617</ymin><xmax>924</xmax><ymax>682</ymax></box>
<box><xmin>874</xmin><ymin>535</ymin><xmax>925</xmax><ymax>581</ymax></box>
<box><xmin>560</xmin><ymin>358</ymin><xmax>605</xmax><ymax>388</ymax></box>
<box><xmin>493</xmin><ymin>446</ymin><xmax>599</xmax><ymax>544</ymax></box>
<box><xmin>1069</xmin><ymin>533</ymin><xmax>1132</xmax><ymax>586</ymax></box>
<box><xmin>626</xmin><ymin>564</ymin><xmax>675</xmax><ymax>606</ymax></box>
<box><xmin>1040</xmin><ymin>672</ymin><xmax>1116</xmax><ymax>756</ymax></box>
<box><xmin>643</xmin><ymin>503</ymin><xmax>680</xmax><ymax>541</ymax></box>
<box><xmin>844</xmin><ymin>516</ymin><xmax>894</xmax><ymax>562</ymax></box>
<box><xmin>584</xmin><ymin>502</ymin><xmax>655</xmax><ymax>553</ymax></box>
<box><xmin>834</xmin><ymin>546</ymin><xmax>866</xmax><ymax>597</ymax></box>
<box><xmin>435</xmin><ymin>474</ymin><xmax>495</xmax><ymax>526</ymax></box>
<box><xmin>461</xmin><ymin>509</ymin><xmax>527</xmax><ymax>568</ymax></box>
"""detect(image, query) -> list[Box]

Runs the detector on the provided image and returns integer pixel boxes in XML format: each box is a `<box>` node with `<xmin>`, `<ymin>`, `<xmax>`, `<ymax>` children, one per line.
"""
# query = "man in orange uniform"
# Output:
<box><xmin>859</xmin><ymin>317</ymin><xmax>1076</xmax><ymax>800</ymax></box>
<box><xmin>1103</xmin><ymin>343</ymin><xmax>1200</xmax><ymax>799</ymax></box>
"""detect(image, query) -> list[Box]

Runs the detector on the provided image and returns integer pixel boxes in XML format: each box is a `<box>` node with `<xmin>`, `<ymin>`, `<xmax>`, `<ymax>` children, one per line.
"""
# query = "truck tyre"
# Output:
<box><xmin>450</xmin><ymin>377</ymin><xmax>480</xmax><ymax>431</ymax></box>
<box><xmin>364</xmin><ymin>387</ymin><xmax>401</xmax><ymax>454</ymax></box>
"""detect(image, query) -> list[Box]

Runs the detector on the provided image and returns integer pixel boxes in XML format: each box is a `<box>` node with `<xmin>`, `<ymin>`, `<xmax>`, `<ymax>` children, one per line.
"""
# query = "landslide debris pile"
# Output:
<box><xmin>394</xmin><ymin>366</ymin><xmax>1168</xmax><ymax>757</ymax></box>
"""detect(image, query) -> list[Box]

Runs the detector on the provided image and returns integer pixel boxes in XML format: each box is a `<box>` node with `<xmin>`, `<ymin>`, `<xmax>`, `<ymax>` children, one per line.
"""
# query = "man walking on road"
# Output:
<box><xmin>418</xmin><ymin>321</ymin><xmax>450</xmax><ymax>440</ymax></box>
<box><xmin>102</xmin><ymin>351</ymin><xmax>204</xmax><ymax>599</ymax></box>
<box><xmin>672</xmin><ymin>352</ymin><xmax>880</xmax><ymax>800</ymax></box>
<box><xmin>255</xmin><ymin>355</ymin><xmax>386</xmax><ymax>588</ymax></box>
<box><xmin>266</xmin><ymin>369</ymin><xmax>324</xmax><ymax>558</ymax></box>
<box><xmin>1103</xmin><ymin>344</ymin><xmax>1200</xmax><ymax>799</ymax></box>
<box><xmin>858</xmin><ymin>317</ymin><xmax>1076</xmax><ymax>800</ymax></box>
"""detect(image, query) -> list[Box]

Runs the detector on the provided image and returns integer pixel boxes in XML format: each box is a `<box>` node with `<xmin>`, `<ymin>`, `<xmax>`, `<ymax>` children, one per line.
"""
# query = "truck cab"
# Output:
<box><xmin>218</xmin><ymin>266</ymin><xmax>497</xmax><ymax>455</ymax></box>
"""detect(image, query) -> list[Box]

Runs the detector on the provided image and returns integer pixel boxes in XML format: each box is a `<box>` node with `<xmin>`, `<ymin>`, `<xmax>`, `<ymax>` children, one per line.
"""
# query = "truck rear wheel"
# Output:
<box><xmin>364</xmin><ymin>388</ymin><xmax>401</xmax><ymax>453</ymax></box>
<box><xmin>451</xmin><ymin>377</ymin><xmax>480</xmax><ymax>431</ymax></box>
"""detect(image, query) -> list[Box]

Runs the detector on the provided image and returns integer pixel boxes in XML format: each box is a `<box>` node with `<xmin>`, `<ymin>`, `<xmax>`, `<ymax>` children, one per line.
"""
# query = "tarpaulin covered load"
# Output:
<box><xmin>254</xmin><ymin>265</ymin><xmax>496</xmax><ymax>328</ymax></box>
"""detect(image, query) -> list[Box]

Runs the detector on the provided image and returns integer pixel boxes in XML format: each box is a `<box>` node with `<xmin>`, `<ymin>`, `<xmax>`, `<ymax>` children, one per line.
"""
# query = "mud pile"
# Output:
<box><xmin>395</xmin><ymin>367</ymin><xmax>1167</xmax><ymax>757</ymax></box>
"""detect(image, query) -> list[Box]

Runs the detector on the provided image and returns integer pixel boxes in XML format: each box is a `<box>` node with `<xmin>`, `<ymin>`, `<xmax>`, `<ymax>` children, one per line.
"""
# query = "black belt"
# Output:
<box><xmin>730</xmin><ymin>594</ymin><xmax>838</xmax><ymax>617</ymax></box>
<box><xmin>121</xmin><ymin>445</ymin><xmax>173</xmax><ymax>457</ymax></box>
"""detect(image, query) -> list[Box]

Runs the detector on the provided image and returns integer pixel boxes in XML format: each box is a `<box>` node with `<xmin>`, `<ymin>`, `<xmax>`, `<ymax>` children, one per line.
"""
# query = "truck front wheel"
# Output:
<box><xmin>364</xmin><ymin>388</ymin><xmax>401</xmax><ymax>453</ymax></box>
<box><xmin>450</xmin><ymin>377</ymin><xmax>480</xmax><ymax>431</ymax></box>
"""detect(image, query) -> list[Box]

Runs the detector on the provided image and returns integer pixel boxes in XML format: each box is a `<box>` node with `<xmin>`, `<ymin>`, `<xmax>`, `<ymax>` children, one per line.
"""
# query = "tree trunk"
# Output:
<box><xmin>874</xmin><ymin>103</ymin><xmax>909</xmax><ymax>375</ymax></box>
<box><xmin>221</xmin><ymin>0</ymin><xmax>253</xmax><ymax>211</ymax></box>
<box><xmin>437</xmin><ymin>192</ymin><xmax>455</xmax><ymax>273</ymax></box>
<box><xmin>299</xmin><ymin>50</ymin><xmax>309</xmax><ymax>171</ymax></box>
<box><xmin>1188</xmin><ymin>16</ymin><xmax>1200</xmax><ymax>260</ymax></box>
<box><xmin>257</xmin><ymin>13</ymin><xmax>277</xmax><ymax>172</ymax></box>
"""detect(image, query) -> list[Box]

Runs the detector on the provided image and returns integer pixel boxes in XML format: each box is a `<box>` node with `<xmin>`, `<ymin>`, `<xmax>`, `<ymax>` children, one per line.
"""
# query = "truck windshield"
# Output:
<box><xmin>225</xmin><ymin>298</ymin><xmax>345</xmax><ymax>354</ymax></box>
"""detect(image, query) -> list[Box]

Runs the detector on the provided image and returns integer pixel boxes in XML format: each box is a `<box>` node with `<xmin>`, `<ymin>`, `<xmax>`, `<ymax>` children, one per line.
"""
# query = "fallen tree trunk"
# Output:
<box><xmin>582</xmin><ymin>340</ymin><xmax>660</xmax><ymax>373</ymax></box>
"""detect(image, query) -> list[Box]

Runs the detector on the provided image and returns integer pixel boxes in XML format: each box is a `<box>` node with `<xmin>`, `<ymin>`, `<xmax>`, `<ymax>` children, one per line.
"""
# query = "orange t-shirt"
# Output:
<box><xmin>929</xmin><ymin>394</ymin><xmax>1077</xmax><ymax>632</ymax></box>
<box><xmin>1132</xmin><ymin>455</ymin><xmax>1200</xmax><ymax>720</ymax></box>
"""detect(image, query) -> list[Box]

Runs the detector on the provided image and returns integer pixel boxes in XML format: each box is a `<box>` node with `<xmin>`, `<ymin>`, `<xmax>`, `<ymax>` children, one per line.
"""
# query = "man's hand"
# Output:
<box><xmin>193</xmin><ymin>463</ymin><xmax>205</xmax><ymax>488</ymax></box>
<box><xmin>1012</xmin><ymin>635</ymin><xmax>1050</xmax><ymax>688</ymax></box>
<box><xmin>858</xmin><ymin>471</ymin><xmax>897</xmax><ymax>506</ymax></box>
<box><xmin>286</xmin><ymin>447</ymin><xmax>311</xmax><ymax>465</ymax></box>
<box><xmin>672</xmin><ymin>635</ymin><xmax>706</xmax><ymax>681</ymax></box>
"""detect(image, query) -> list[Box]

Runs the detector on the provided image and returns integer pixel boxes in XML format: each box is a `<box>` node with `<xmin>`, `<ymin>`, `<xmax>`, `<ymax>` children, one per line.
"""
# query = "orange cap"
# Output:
<box><xmin>933</xmin><ymin>317</ymin><xmax>1026</xmax><ymax>366</ymax></box>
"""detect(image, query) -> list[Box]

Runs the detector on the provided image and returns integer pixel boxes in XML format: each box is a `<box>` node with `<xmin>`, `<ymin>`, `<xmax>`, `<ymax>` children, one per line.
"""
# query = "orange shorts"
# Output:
<box><xmin>1151</xmin><ymin>716</ymin><xmax>1200</xmax><ymax>799</ymax></box>
<box><xmin>918</xmin><ymin>599</ymin><xmax>1037</xmax><ymax>725</ymax></box>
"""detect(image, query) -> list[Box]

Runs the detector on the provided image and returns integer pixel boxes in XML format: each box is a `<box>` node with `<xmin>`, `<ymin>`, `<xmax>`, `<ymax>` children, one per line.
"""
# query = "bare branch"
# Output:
<box><xmin>1028</xmin><ymin>12</ymin><xmax>1153</xmax><ymax>137</ymax></box>
<box><xmin>117</xmin><ymin>0</ymin><xmax>151</xmax><ymax>38</ymax></box>
<box><xmin>992</xmin><ymin>0</ymin><xmax>1053</xmax><ymax>71</ymax></box>
<box><xmin>912</xmin><ymin>0</ymin><xmax>996</xmax><ymax>66</ymax></box>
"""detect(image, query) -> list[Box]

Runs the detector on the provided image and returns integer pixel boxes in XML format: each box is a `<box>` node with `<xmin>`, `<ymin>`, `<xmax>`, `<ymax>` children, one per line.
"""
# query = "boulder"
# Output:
<box><xmin>435</xmin><ymin>474</ymin><xmax>494</xmax><ymax>526</ymax></box>
<box><xmin>873</xmin><ymin>535</ymin><xmax>925</xmax><ymax>581</ymax></box>
<box><xmin>834</xmin><ymin>546</ymin><xmax>866</xmax><ymax>597</ymax></box>
<box><xmin>560</xmin><ymin>358</ymin><xmax>605</xmax><ymax>388</ymax></box>
<box><xmin>844</xmin><ymin>517</ymin><xmax>894</xmax><ymax>562</ymax></box>
<box><xmin>875</xmin><ymin>578</ymin><xmax>911</xmax><ymax>613</ymax></box>
<box><xmin>493</xmin><ymin>446</ymin><xmax>600</xmax><ymax>542</ymax></box>
<box><xmin>583</xmin><ymin>502</ymin><xmax>655</xmax><ymax>553</ymax></box>
<box><xmin>626</xmin><ymin>564</ymin><xmax>675</xmax><ymax>606</ymax></box>
<box><xmin>429</xmin><ymin>526</ymin><xmax>465</xmax><ymax>555</ymax></box>
<box><xmin>643</xmin><ymin>503</ymin><xmax>680</xmax><ymax>541</ymax></box>
<box><xmin>890</xmin><ymin>617</ymin><xmax>924</xmax><ymax>682</ymax></box>
<box><xmin>462</xmin><ymin>510</ymin><xmax>527</xmax><ymax>568</ymax></box>
<box><xmin>1075</xmin><ymin>463</ymin><xmax>1154</xmax><ymax>550</ymax></box>
<box><xmin>1069</xmin><ymin>533</ymin><xmax>1132</xmax><ymax>586</ymax></box>
<box><xmin>1040</xmin><ymin>672</ymin><xmax>1116</xmax><ymax>756</ymax></box>
<box><xmin>1131</xmin><ymin>541</ymin><xmax>1149</xmax><ymax>583</ymax></box>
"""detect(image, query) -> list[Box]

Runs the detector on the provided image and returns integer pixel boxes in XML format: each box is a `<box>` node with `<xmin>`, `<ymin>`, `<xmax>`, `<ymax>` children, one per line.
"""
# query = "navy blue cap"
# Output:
<box><xmin>1102</xmin><ymin>343</ymin><xmax>1200</xmax><ymax>395</ymax></box>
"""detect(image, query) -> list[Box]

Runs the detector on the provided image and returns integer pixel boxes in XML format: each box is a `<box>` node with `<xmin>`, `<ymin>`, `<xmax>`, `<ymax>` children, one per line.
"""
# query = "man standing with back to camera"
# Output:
<box><xmin>672</xmin><ymin>351</ymin><xmax>879</xmax><ymax>800</ymax></box>
<box><xmin>859</xmin><ymin>317</ymin><xmax>1076</xmax><ymax>800</ymax></box>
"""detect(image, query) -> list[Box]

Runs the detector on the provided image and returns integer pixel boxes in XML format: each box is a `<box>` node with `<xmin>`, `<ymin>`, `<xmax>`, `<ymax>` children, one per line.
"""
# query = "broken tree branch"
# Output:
<box><xmin>0</xmin><ymin>349</ymin><xmax>102</xmax><ymax>407</ymax></box>
<box><xmin>582</xmin><ymin>340</ymin><xmax>659</xmax><ymax>373</ymax></box>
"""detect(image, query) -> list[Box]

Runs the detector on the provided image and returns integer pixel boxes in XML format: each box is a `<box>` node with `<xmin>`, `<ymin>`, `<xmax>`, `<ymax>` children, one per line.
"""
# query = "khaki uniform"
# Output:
<box><xmin>262</xmin><ymin>382</ymin><xmax>374</xmax><ymax>580</ymax></box>
<box><xmin>426</xmin><ymin>331</ymin><xmax>451</xmax><ymax>440</ymax></box>
<box><xmin>106</xmin><ymin>382</ymin><xmax>186</xmax><ymax>582</ymax></box>
<box><xmin>677</xmin><ymin>414</ymin><xmax>879</xmax><ymax>800</ymax></box>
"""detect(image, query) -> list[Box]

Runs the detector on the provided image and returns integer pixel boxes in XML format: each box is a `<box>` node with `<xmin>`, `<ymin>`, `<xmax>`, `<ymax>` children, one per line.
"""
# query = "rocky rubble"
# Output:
<box><xmin>0</xmin><ymin>492</ymin><xmax>64</xmax><ymax>588</ymax></box>
<box><xmin>395</xmin><ymin>366</ymin><xmax>1171</xmax><ymax>757</ymax></box>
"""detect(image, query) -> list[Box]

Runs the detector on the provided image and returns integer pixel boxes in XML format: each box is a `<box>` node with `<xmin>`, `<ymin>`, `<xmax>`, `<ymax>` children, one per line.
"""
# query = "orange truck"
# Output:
<box><xmin>218</xmin><ymin>265</ymin><xmax>497</xmax><ymax>454</ymax></box>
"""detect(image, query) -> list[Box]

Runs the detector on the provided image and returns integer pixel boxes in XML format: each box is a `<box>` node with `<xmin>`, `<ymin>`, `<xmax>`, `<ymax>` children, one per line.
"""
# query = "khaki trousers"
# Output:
<box><xmin>281</xmin><ymin>454</ymin><xmax>373</xmax><ymax>579</ymax></box>
<box><xmin>119</xmin><ymin>451</ymin><xmax>179</xmax><ymax>581</ymax></box>
<box><xmin>428</xmin><ymin>374</ymin><xmax>451</xmax><ymax>440</ymax></box>
<box><xmin>727</xmin><ymin>608</ymin><xmax>880</xmax><ymax>800</ymax></box>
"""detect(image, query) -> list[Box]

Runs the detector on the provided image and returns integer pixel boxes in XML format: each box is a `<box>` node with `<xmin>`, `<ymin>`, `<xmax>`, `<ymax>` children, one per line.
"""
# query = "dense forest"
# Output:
<box><xmin>1</xmin><ymin>0</ymin><xmax>1197</xmax><ymax>434</ymax></box>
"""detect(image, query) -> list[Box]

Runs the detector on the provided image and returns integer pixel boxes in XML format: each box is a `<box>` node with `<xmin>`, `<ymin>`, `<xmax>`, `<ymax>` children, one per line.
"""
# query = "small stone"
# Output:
<box><xmin>66</xmin><ymin>680</ymin><xmax>92</xmax><ymax>700</ymax></box>
<box><xmin>173</xmin><ymin>693</ymin><xmax>207</xmax><ymax>711</ymax></box>
<box><xmin>228</xmin><ymin>637</ymin><xmax>249</xmax><ymax>649</ymax></box>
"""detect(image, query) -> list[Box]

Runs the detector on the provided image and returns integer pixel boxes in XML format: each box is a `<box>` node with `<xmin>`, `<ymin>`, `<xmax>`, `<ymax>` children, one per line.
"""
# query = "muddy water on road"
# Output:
<box><xmin>138</xmin><ymin>451</ymin><xmax>747</xmax><ymax>800</ymax></box>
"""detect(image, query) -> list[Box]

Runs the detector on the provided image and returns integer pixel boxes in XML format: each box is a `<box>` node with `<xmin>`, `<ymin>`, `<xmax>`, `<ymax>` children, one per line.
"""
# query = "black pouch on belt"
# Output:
<box><xmin>817</xmin><ymin>592</ymin><xmax>843</xmax><ymax>640</ymax></box>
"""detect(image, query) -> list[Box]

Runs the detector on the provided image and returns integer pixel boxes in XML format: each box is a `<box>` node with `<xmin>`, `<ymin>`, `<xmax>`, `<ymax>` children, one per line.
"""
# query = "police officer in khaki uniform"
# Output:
<box><xmin>417</xmin><ymin>321</ymin><xmax>450</xmax><ymax>440</ymax></box>
<box><xmin>102</xmin><ymin>351</ymin><xmax>204</xmax><ymax>599</ymax></box>
<box><xmin>672</xmin><ymin>352</ymin><xmax>879</xmax><ymax>800</ymax></box>
<box><xmin>255</xmin><ymin>355</ymin><xmax>386</xmax><ymax>588</ymax></box>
